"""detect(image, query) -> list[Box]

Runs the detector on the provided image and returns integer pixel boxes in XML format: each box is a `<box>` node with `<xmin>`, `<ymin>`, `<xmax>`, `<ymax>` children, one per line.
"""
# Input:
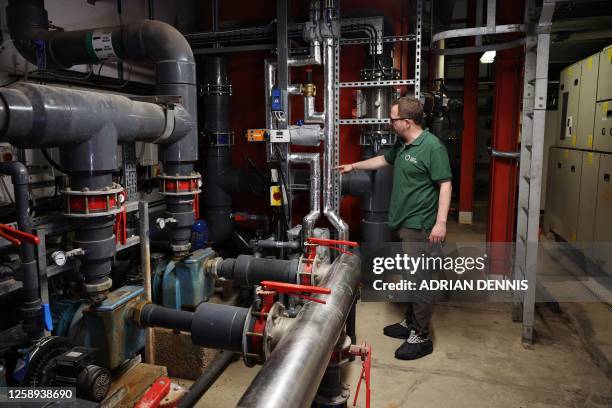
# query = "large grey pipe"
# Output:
<box><xmin>0</xmin><ymin>84</ymin><xmax>193</xmax><ymax>148</ymax></box>
<box><xmin>139</xmin><ymin>302</ymin><xmax>248</xmax><ymax>352</ymax></box>
<box><xmin>6</xmin><ymin>1</ymin><xmax>198</xmax><ymax>294</ymax></box>
<box><xmin>0</xmin><ymin>162</ymin><xmax>43</xmax><ymax>341</ymax></box>
<box><xmin>7</xmin><ymin>1</ymin><xmax>198</xmax><ymax>252</ymax></box>
<box><xmin>237</xmin><ymin>253</ymin><xmax>361</xmax><ymax>407</ymax></box>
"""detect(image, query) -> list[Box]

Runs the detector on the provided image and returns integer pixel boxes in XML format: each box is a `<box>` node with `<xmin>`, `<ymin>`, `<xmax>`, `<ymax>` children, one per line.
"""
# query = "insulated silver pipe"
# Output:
<box><xmin>265</xmin><ymin>59</ymin><xmax>276</xmax><ymax>131</ymax></box>
<box><xmin>288</xmin><ymin>40</ymin><xmax>322</xmax><ymax>67</ymax></box>
<box><xmin>304</xmin><ymin>96</ymin><xmax>325</xmax><ymax>124</ymax></box>
<box><xmin>288</xmin><ymin>84</ymin><xmax>303</xmax><ymax>95</ymax></box>
<box><xmin>322</xmin><ymin>37</ymin><xmax>348</xmax><ymax>240</ymax></box>
<box><xmin>237</xmin><ymin>253</ymin><xmax>361</xmax><ymax>407</ymax></box>
<box><xmin>288</xmin><ymin>152</ymin><xmax>321</xmax><ymax>239</ymax></box>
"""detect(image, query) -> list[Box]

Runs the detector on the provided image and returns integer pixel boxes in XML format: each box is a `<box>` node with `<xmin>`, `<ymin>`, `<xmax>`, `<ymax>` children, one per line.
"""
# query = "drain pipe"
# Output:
<box><xmin>176</xmin><ymin>350</ymin><xmax>238</xmax><ymax>408</ymax></box>
<box><xmin>0</xmin><ymin>162</ymin><xmax>43</xmax><ymax>341</ymax></box>
<box><xmin>201</xmin><ymin>56</ymin><xmax>266</xmax><ymax>250</ymax></box>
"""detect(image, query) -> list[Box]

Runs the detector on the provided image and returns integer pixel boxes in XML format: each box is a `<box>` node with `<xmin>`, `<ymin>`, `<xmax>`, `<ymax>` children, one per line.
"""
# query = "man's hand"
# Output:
<box><xmin>335</xmin><ymin>164</ymin><xmax>355</xmax><ymax>174</ymax></box>
<box><xmin>429</xmin><ymin>221</ymin><xmax>446</xmax><ymax>244</ymax></box>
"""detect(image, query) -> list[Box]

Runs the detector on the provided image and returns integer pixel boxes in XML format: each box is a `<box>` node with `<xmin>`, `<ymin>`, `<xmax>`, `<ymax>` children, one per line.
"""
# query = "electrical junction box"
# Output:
<box><xmin>271</xmin><ymin>88</ymin><xmax>282</xmax><ymax>111</ymax></box>
<box><xmin>247</xmin><ymin>129</ymin><xmax>268</xmax><ymax>142</ymax></box>
<box><xmin>270</xmin><ymin>185</ymin><xmax>282</xmax><ymax>206</ymax></box>
<box><xmin>270</xmin><ymin>129</ymin><xmax>290</xmax><ymax>143</ymax></box>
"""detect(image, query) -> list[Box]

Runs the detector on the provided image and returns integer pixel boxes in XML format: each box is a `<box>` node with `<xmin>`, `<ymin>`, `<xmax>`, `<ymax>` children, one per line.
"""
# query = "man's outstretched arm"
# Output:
<box><xmin>335</xmin><ymin>155</ymin><xmax>390</xmax><ymax>174</ymax></box>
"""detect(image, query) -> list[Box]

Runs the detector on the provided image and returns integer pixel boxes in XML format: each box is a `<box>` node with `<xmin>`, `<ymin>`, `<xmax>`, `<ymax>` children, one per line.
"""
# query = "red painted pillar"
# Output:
<box><xmin>459</xmin><ymin>0</ymin><xmax>478</xmax><ymax>225</ymax></box>
<box><xmin>487</xmin><ymin>0</ymin><xmax>524</xmax><ymax>275</ymax></box>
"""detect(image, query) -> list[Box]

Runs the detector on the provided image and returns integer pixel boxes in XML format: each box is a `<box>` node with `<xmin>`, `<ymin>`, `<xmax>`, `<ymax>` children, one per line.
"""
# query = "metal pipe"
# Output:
<box><xmin>0</xmin><ymin>162</ymin><xmax>43</xmax><ymax>341</ymax></box>
<box><xmin>254</xmin><ymin>240</ymin><xmax>300</xmax><ymax>250</ymax></box>
<box><xmin>237</xmin><ymin>253</ymin><xmax>361</xmax><ymax>407</ymax></box>
<box><xmin>176</xmin><ymin>350</ymin><xmax>237</xmax><ymax>408</ymax></box>
<box><xmin>288</xmin><ymin>84</ymin><xmax>303</xmax><ymax>95</ymax></box>
<box><xmin>288</xmin><ymin>152</ymin><xmax>321</xmax><ymax>239</ymax></box>
<box><xmin>138</xmin><ymin>201</ymin><xmax>154</xmax><ymax>364</ymax></box>
<box><xmin>304</xmin><ymin>96</ymin><xmax>325</xmax><ymax>124</ymax></box>
<box><xmin>322</xmin><ymin>37</ymin><xmax>348</xmax><ymax>241</ymax></box>
<box><xmin>288</xmin><ymin>41</ymin><xmax>322</xmax><ymax>67</ymax></box>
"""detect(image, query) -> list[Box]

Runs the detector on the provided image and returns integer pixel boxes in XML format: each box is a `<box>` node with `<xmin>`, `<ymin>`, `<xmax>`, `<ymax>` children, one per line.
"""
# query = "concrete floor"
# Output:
<box><xmin>188</xmin><ymin>216</ymin><xmax>612</xmax><ymax>407</ymax></box>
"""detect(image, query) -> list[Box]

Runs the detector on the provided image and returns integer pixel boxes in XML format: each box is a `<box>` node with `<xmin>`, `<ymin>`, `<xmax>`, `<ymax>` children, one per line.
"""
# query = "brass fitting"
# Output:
<box><xmin>302</xmin><ymin>83</ymin><xmax>316</xmax><ymax>97</ymax></box>
<box><xmin>130</xmin><ymin>299</ymin><xmax>152</xmax><ymax>328</ymax></box>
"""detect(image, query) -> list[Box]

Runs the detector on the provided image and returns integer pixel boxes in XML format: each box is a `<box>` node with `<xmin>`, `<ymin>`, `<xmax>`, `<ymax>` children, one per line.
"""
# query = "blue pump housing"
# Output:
<box><xmin>152</xmin><ymin>248</ymin><xmax>216</xmax><ymax>310</ymax></box>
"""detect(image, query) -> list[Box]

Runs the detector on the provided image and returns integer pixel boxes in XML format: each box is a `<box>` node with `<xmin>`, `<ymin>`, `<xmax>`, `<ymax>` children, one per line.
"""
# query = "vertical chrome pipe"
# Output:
<box><xmin>322</xmin><ymin>37</ymin><xmax>348</xmax><ymax>240</ymax></box>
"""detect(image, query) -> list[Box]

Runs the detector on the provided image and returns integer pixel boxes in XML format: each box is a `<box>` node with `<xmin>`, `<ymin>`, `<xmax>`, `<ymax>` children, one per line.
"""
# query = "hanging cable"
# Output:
<box><xmin>41</xmin><ymin>148</ymin><xmax>64</xmax><ymax>173</ymax></box>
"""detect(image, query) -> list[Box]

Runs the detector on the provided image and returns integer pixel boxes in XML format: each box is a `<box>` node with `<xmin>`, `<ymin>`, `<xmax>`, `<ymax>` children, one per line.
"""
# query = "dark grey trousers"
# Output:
<box><xmin>398</xmin><ymin>228</ymin><xmax>435</xmax><ymax>336</ymax></box>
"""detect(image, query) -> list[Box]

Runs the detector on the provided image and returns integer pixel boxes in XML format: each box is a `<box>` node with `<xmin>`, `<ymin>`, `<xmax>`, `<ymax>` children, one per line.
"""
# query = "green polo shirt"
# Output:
<box><xmin>383</xmin><ymin>130</ymin><xmax>452</xmax><ymax>230</ymax></box>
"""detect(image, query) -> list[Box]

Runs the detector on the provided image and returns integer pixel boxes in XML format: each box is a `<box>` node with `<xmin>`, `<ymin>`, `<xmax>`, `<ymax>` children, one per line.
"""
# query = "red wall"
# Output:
<box><xmin>215</xmin><ymin>0</ymin><xmax>411</xmax><ymax>237</ymax></box>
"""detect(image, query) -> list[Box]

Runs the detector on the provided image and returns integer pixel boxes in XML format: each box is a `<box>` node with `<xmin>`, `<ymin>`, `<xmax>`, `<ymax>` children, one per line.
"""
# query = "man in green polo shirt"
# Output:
<box><xmin>337</xmin><ymin>96</ymin><xmax>452</xmax><ymax>360</ymax></box>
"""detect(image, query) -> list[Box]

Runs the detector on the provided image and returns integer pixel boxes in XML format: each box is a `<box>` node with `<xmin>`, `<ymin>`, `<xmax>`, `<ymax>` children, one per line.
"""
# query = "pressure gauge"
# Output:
<box><xmin>51</xmin><ymin>251</ymin><xmax>67</xmax><ymax>267</ymax></box>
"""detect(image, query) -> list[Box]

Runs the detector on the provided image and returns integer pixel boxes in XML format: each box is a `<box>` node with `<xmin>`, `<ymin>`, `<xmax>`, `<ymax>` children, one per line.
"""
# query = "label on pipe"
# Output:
<box><xmin>91</xmin><ymin>29</ymin><xmax>118</xmax><ymax>62</ymax></box>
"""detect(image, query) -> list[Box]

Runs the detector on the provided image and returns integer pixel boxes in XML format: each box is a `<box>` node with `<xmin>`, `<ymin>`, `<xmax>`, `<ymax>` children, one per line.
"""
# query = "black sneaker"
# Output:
<box><xmin>395</xmin><ymin>330</ymin><xmax>433</xmax><ymax>360</ymax></box>
<box><xmin>383</xmin><ymin>321</ymin><xmax>411</xmax><ymax>339</ymax></box>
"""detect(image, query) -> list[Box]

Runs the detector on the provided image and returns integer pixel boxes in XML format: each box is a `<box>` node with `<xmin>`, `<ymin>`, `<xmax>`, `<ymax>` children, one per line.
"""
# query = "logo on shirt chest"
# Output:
<box><xmin>403</xmin><ymin>153</ymin><xmax>418</xmax><ymax>164</ymax></box>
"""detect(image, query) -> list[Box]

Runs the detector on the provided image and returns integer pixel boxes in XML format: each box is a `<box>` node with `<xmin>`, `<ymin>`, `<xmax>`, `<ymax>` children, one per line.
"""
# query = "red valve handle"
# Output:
<box><xmin>352</xmin><ymin>343</ymin><xmax>372</xmax><ymax>408</ymax></box>
<box><xmin>0</xmin><ymin>224</ymin><xmax>40</xmax><ymax>246</ymax></box>
<box><xmin>260</xmin><ymin>280</ymin><xmax>331</xmax><ymax>304</ymax></box>
<box><xmin>306</xmin><ymin>237</ymin><xmax>359</xmax><ymax>247</ymax></box>
<box><xmin>305</xmin><ymin>237</ymin><xmax>359</xmax><ymax>257</ymax></box>
<box><xmin>134</xmin><ymin>376</ymin><xmax>171</xmax><ymax>408</ymax></box>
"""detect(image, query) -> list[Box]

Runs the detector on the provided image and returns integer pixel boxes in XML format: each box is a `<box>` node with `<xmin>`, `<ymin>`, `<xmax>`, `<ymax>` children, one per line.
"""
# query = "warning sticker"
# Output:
<box><xmin>91</xmin><ymin>29</ymin><xmax>118</xmax><ymax>62</ymax></box>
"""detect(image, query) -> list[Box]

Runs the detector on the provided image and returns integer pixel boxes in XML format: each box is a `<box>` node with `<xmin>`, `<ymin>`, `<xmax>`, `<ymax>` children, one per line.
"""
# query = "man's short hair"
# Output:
<box><xmin>392</xmin><ymin>96</ymin><xmax>424</xmax><ymax>125</ymax></box>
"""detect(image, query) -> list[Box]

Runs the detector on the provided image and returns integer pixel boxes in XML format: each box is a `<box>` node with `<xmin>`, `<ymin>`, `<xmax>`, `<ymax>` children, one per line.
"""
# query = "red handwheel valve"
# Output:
<box><xmin>351</xmin><ymin>342</ymin><xmax>372</xmax><ymax>408</ymax></box>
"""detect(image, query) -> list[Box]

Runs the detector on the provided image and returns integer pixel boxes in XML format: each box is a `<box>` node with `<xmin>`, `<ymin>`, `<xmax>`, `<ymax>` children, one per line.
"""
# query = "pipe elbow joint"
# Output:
<box><xmin>121</xmin><ymin>20</ymin><xmax>194</xmax><ymax>64</ymax></box>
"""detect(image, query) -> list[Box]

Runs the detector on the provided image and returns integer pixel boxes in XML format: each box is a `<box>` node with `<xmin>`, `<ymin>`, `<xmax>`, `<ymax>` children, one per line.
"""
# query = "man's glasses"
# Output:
<box><xmin>389</xmin><ymin>117</ymin><xmax>409</xmax><ymax>123</ymax></box>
